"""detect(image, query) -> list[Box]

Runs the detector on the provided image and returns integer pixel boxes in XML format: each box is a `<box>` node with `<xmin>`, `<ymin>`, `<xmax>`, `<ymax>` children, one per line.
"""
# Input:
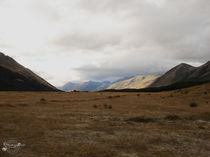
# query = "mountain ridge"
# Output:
<box><xmin>150</xmin><ymin>61</ymin><xmax>210</xmax><ymax>88</ymax></box>
<box><xmin>0</xmin><ymin>52</ymin><xmax>58</xmax><ymax>91</ymax></box>
<box><xmin>107</xmin><ymin>74</ymin><xmax>161</xmax><ymax>89</ymax></box>
<box><xmin>60</xmin><ymin>81</ymin><xmax>111</xmax><ymax>92</ymax></box>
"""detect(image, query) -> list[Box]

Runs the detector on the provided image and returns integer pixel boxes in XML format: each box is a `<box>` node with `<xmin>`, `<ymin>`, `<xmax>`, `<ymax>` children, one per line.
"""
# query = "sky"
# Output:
<box><xmin>0</xmin><ymin>0</ymin><xmax>210</xmax><ymax>86</ymax></box>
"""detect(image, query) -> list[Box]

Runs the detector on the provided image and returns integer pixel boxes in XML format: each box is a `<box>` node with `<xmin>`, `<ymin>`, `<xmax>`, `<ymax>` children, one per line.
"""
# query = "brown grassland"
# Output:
<box><xmin>0</xmin><ymin>83</ymin><xmax>210</xmax><ymax>157</ymax></box>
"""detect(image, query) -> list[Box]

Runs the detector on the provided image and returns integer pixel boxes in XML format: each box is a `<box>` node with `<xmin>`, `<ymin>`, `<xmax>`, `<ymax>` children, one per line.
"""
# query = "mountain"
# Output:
<box><xmin>60</xmin><ymin>82</ymin><xmax>77</xmax><ymax>91</ymax></box>
<box><xmin>60</xmin><ymin>81</ymin><xmax>111</xmax><ymax>92</ymax></box>
<box><xmin>92</xmin><ymin>81</ymin><xmax>111</xmax><ymax>91</ymax></box>
<box><xmin>150</xmin><ymin>61</ymin><xmax>210</xmax><ymax>87</ymax></box>
<box><xmin>60</xmin><ymin>75</ymin><xmax>161</xmax><ymax>91</ymax></box>
<box><xmin>112</xmin><ymin>76</ymin><xmax>134</xmax><ymax>83</ymax></box>
<box><xmin>188</xmin><ymin>61</ymin><xmax>210</xmax><ymax>81</ymax></box>
<box><xmin>107</xmin><ymin>75</ymin><xmax>161</xmax><ymax>89</ymax></box>
<box><xmin>74</xmin><ymin>81</ymin><xmax>103</xmax><ymax>91</ymax></box>
<box><xmin>0</xmin><ymin>52</ymin><xmax>57</xmax><ymax>91</ymax></box>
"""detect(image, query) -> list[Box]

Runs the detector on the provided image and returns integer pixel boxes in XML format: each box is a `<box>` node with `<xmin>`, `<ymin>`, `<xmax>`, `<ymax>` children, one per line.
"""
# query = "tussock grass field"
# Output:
<box><xmin>0</xmin><ymin>83</ymin><xmax>210</xmax><ymax>157</ymax></box>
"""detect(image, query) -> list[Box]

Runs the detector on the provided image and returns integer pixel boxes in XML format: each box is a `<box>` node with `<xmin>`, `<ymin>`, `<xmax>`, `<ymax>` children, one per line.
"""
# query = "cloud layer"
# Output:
<box><xmin>0</xmin><ymin>0</ymin><xmax>209</xmax><ymax>85</ymax></box>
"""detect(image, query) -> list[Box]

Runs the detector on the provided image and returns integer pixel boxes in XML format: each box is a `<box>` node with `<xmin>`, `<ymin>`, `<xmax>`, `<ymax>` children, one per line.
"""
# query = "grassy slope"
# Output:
<box><xmin>0</xmin><ymin>83</ymin><xmax>210</xmax><ymax>157</ymax></box>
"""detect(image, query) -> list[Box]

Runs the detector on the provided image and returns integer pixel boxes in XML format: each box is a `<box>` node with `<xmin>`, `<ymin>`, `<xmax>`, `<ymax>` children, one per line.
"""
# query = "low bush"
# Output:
<box><xmin>164</xmin><ymin>115</ymin><xmax>181</xmax><ymax>121</ymax></box>
<box><xmin>126</xmin><ymin>116</ymin><xmax>155</xmax><ymax>123</ymax></box>
<box><xmin>104</xmin><ymin>104</ymin><xmax>108</xmax><ymax>109</ymax></box>
<box><xmin>40</xmin><ymin>98</ymin><xmax>46</xmax><ymax>102</ymax></box>
<box><xmin>189</xmin><ymin>102</ymin><xmax>198</xmax><ymax>107</ymax></box>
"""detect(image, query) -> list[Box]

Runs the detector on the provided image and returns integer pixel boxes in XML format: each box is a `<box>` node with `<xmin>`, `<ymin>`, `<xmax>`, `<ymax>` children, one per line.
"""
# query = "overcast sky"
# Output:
<box><xmin>0</xmin><ymin>0</ymin><xmax>210</xmax><ymax>86</ymax></box>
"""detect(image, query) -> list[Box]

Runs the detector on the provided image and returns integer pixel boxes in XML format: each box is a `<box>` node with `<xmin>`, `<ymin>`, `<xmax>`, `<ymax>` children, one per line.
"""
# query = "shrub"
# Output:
<box><xmin>189</xmin><ymin>102</ymin><xmax>198</xmax><ymax>107</ymax></box>
<box><xmin>104</xmin><ymin>104</ymin><xmax>108</xmax><ymax>109</ymax></box>
<box><xmin>126</xmin><ymin>116</ymin><xmax>155</xmax><ymax>123</ymax></box>
<box><xmin>18</xmin><ymin>103</ymin><xmax>28</xmax><ymax>107</ymax></box>
<box><xmin>0</xmin><ymin>104</ymin><xmax>16</xmax><ymax>108</ymax></box>
<box><xmin>164</xmin><ymin>115</ymin><xmax>181</xmax><ymax>121</ymax></box>
<box><xmin>103</xmin><ymin>104</ymin><xmax>112</xmax><ymax>109</ymax></box>
<box><xmin>204</xmin><ymin>91</ymin><xmax>208</xmax><ymax>95</ymax></box>
<box><xmin>198</xmin><ymin>126</ymin><xmax>205</xmax><ymax>130</ymax></box>
<box><xmin>137</xmin><ymin>94</ymin><xmax>140</xmax><ymax>96</ymax></box>
<box><xmin>107</xmin><ymin>95</ymin><xmax>120</xmax><ymax>99</ymax></box>
<box><xmin>40</xmin><ymin>98</ymin><xmax>46</xmax><ymax>102</ymax></box>
<box><xmin>93</xmin><ymin>105</ymin><xmax>97</xmax><ymax>108</ymax></box>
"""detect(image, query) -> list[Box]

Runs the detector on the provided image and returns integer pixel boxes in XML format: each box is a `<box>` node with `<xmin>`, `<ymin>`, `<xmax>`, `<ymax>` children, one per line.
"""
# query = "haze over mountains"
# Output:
<box><xmin>59</xmin><ymin>77</ymin><xmax>134</xmax><ymax>91</ymax></box>
<box><xmin>0</xmin><ymin>52</ymin><xmax>57</xmax><ymax>91</ymax></box>
<box><xmin>0</xmin><ymin>52</ymin><xmax>210</xmax><ymax>92</ymax></box>
<box><xmin>60</xmin><ymin>81</ymin><xmax>111</xmax><ymax>92</ymax></box>
<box><xmin>61</xmin><ymin>61</ymin><xmax>210</xmax><ymax>92</ymax></box>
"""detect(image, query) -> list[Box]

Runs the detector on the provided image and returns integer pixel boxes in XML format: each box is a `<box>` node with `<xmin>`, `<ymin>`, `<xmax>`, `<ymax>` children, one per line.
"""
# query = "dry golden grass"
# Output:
<box><xmin>0</xmin><ymin>83</ymin><xmax>210</xmax><ymax>157</ymax></box>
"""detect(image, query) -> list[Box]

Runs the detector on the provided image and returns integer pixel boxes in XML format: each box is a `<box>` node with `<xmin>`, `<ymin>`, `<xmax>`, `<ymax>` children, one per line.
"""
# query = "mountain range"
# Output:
<box><xmin>0</xmin><ymin>52</ymin><xmax>57</xmax><ymax>91</ymax></box>
<box><xmin>61</xmin><ymin>61</ymin><xmax>210</xmax><ymax>92</ymax></box>
<box><xmin>107</xmin><ymin>75</ymin><xmax>161</xmax><ymax>89</ymax></box>
<box><xmin>59</xmin><ymin>76</ymin><xmax>135</xmax><ymax>91</ymax></box>
<box><xmin>0</xmin><ymin>52</ymin><xmax>210</xmax><ymax>92</ymax></box>
<box><xmin>150</xmin><ymin>61</ymin><xmax>210</xmax><ymax>87</ymax></box>
<box><xmin>60</xmin><ymin>81</ymin><xmax>111</xmax><ymax>92</ymax></box>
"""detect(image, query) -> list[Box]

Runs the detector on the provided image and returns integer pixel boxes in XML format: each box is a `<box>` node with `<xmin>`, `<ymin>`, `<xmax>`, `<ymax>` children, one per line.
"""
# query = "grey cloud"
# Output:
<box><xmin>2</xmin><ymin>0</ymin><xmax>209</xmax><ymax>84</ymax></box>
<box><xmin>0</xmin><ymin>0</ymin><xmax>7</xmax><ymax>6</ymax></box>
<box><xmin>75</xmin><ymin>64</ymin><xmax>167</xmax><ymax>82</ymax></box>
<box><xmin>74</xmin><ymin>56</ymin><xmax>179</xmax><ymax>81</ymax></box>
<box><xmin>120</xmin><ymin>0</ymin><xmax>210</xmax><ymax>62</ymax></box>
<box><xmin>136</xmin><ymin>0</ymin><xmax>210</xmax><ymax>62</ymax></box>
<box><xmin>55</xmin><ymin>32</ymin><xmax>122</xmax><ymax>51</ymax></box>
<box><xmin>54</xmin><ymin>0</ymin><xmax>210</xmax><ymax>62</ymax></box>
<box><xmin>77</xmin><ymin>0</ymin><xmax>145</xmax><ymax>14</ymax></box>
<box><xmin>0</xmin><ymin>43</ymin><xmax>13</xmax><ymax>48</ymax></box>
<box><xmin>35</xmin><ymin>71</ymin><xmax>54</xmax><ymax>81</ymax></box>
<box><xmin>140</xmin><ymin>0</ymin><xmax>210</xmax><ymax>62</ymax></box>
<box><xmin>32</xmin><ymin>2</ymin><xmax>61</xmax><ymax>22</ymax></box>
<box><xmin>52</xmin><ymin>0</ymin><xmax>210</xmax><ymax>82</ymax></box>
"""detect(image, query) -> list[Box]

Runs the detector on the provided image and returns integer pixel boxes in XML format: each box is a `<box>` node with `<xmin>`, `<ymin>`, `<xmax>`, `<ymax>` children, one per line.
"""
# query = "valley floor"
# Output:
<box><xmin>0</xmin><ymin>83</ymin><xmax>210</xmax><ymax>157</ymax></box>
